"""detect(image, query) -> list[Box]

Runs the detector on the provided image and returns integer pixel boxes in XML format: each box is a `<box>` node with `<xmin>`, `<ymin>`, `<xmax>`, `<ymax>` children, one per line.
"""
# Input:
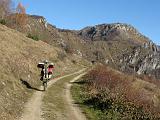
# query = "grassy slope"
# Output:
<box><xmin>71</xmin><ymin>80</ymin><xmax>105</xmax><ymax>120</ymax></box>
<box><xmin>0</xmin><ymin>24</ymin><xmax>84</xmax><ymax>120</ymax></box>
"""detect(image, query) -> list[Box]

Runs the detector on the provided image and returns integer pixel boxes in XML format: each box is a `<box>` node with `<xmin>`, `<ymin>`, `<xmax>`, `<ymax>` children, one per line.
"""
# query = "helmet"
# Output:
<box><xmin>48</xmin><ymin>62</ymin><xmax>54</xmax><ymax>68</ymax></box>
<box><xmin>50</xmin><ymin>63</ymin><xmax>55</xmax><ymax>66</ymax></box>
<box><xmin>43</xmin><ymin>60</ymin><xmax>49</xmax><ymax>64</ymax></box>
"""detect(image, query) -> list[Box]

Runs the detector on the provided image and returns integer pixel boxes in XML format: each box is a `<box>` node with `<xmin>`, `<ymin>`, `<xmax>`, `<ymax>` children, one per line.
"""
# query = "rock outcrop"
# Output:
<box><xmin>78</xmin><ymin>23</ymin><xmax>149</xmax><ymax>44</ymax></box>
<box><xmin>77</xmin><ymin>23</ymin><xmax>160</xmax><ymax>79</ymax></box>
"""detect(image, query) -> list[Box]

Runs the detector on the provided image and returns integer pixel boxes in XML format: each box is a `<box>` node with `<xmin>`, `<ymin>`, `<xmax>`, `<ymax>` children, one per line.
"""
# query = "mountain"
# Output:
<box><xmin>5</xmin><ymin>14</ymin><xmax>160</xmax><ymax>79</ymax></box>
<box><xmin>78</xmin><ymin>23</ymin><xmax>149</xmax><ymax>44</ymax></box>
<box><xmin>78</xmin><ymin>23</ymin><xmax>160</xmax><ymax>77</ymax></box>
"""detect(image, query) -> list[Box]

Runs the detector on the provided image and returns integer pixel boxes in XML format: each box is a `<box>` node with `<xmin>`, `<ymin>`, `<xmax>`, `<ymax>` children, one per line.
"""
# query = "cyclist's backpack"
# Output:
<box><xmin>37</xmin><ymin>63</ymin><xmax>44</xmax><ymax>69</ymax></box>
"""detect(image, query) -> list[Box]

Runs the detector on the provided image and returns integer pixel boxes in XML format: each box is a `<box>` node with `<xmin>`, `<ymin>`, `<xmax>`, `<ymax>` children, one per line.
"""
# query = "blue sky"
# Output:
<box><xmin>14</xmin><ymin>0</ymin><xmax>160</xmax><ymax>45</ymax></box>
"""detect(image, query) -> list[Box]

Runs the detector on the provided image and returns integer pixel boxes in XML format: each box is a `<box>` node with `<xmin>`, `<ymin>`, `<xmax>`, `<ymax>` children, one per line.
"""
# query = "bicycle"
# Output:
<box><xmin>38</xmin><ymin>60</ymin><xmax>54</xmax><ymax>91</ymax></box>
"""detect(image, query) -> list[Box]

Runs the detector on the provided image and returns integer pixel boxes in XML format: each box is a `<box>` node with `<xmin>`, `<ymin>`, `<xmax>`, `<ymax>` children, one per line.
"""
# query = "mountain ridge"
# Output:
<box><xmin>3</xmin><ymin>14</ymin><xmax>160</xmax><ymax>79</ymax></box>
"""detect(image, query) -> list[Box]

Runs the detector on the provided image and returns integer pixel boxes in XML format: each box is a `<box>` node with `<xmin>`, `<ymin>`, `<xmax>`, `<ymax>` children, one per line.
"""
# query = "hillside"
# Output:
<box><xmin>0</xmin><ymin>13</ymin><xmax>160</xmax><ymax>119</ymax></box>
<box><xmin>0</xmin><ymin>24</ymin><xmax>86</xmax><ymax>120</ymax></box>
<box><xmin>6</xmin><ymin>15</ymin><xmax>160</xmax><ymax>79</ymax></box>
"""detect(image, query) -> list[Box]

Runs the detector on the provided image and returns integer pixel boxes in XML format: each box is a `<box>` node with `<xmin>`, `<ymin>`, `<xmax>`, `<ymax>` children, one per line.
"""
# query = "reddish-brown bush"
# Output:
<box><xmin>84</xmin><ymin>65</ymin><xmax>160</xmax><ymax>117</ymax></box>
<box><xmin>138</xmin><ymin>74</ymin><xmax>160</xmax><ymax>86</ymax></box>
<box><xmin>86</xmin><ymin>65</ymin><xmax>132</xmax><ymax>94</ymax></box>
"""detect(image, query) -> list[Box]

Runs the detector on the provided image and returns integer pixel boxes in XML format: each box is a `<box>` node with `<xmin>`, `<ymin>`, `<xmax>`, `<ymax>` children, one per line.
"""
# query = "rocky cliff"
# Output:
<box><xmin>77</xmin><ymin>23</ymin><xmax>160</xmax><ymax>78</ymax></box>
<box><xmin>78</xmin><ymin>23</ymin><xmax>149</xmax><ymax>44</ymax></box>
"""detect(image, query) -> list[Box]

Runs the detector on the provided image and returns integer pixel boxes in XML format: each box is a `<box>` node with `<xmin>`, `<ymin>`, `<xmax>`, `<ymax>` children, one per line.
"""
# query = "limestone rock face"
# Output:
<box><xmin>117</xmin><ymin>43</ymin><xmax>160</xmax><ymax>78</ymax></box>
<box><xmin>78</xmin><ymin>23</ymin><xmax>160</xmax><ymax>79</ymax></box>
<box><xmin>78</xmin><ymin>23</ymin><xmax>149</xmax><ymax>44</ymax></box>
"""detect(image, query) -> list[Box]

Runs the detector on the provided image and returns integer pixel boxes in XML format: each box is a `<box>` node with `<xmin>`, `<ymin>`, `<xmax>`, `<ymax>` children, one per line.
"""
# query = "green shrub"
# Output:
<box><xmin>0</xmin><ymin>19</ymin><xmax>6</xmax><ymax>25</ymax></box>
<box><xmin>27</xmin><ymin>33</ymin><xmax>39</xmax><ymax>41</ymax></box>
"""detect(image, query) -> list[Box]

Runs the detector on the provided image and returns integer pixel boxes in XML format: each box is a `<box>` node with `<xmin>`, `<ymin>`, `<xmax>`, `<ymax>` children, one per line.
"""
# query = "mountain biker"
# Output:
<box><xmin>37</xmin><ymin>60</ymin><xmax>54</xmax><ymax>80</ymax></box>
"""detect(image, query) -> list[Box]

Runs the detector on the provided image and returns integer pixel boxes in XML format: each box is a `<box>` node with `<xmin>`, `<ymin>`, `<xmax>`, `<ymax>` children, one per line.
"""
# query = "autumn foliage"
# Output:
<box><xmin>0</xmin><ymin>0</ymin><xmax>27</xmax><ymax>27</ymax></box>
<box><xmin>82</xmin><ymin>65</ymin><xmax>160</xmax><ymax>119</ymax></box>
<box><xmin>15</xmin><ymin>2</ymin><xmax>27</xmax><ymax>26</ymax></box>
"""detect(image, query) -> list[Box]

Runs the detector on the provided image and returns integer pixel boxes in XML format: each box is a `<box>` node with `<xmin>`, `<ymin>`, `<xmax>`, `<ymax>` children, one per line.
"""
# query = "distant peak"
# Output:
<box><xmin>82</xmin><ymin>23</ymin><xmax>138</xmax><ymax>33</ymax></box>
<box><xmin>79</xmin><ymin>23</ymin><xmax>150</xmax><ymax>44</ymax></box>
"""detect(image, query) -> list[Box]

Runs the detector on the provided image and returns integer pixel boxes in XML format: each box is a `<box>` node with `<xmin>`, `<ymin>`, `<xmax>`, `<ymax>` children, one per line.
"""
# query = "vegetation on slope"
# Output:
<box><xmin>71</xmin><ymin>65</ymin><xmax>160</xmax><ymax>120</ymax></box>
<box><xmin>0</xmin><ymin>24</ymin><xmax>85</xmax><ymax>120</ymax></box>
<box><xmin>27</xmin><ymin>33</ymin><xmax>39</xmax><ymax>41</ymax></box>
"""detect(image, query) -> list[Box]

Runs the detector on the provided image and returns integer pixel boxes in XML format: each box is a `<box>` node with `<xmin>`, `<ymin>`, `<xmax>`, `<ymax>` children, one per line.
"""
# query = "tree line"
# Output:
<box><xmin>0</xmin><ymin>0</ymin><xmax>27</xmax><ymax>26</ymax></box>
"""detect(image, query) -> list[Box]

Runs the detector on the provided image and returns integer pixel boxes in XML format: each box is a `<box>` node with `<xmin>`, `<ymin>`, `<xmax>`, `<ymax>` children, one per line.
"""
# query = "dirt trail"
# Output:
<box><xmin>65</xmin><ymin>73</ymin><xmax>87</xmax><ymax>120</ymax></box>
<box><xmin>19</xmin><ymin>69</ymin><xmax>86</xmax><ymax>120</ymax></box>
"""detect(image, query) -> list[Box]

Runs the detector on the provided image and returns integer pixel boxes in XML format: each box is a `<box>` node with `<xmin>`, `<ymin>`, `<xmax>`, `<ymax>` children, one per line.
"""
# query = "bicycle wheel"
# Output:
<box><xmin>43</xmin><ymin>82</ymin><xmax>47</xmax><ymax>91</ymax></box>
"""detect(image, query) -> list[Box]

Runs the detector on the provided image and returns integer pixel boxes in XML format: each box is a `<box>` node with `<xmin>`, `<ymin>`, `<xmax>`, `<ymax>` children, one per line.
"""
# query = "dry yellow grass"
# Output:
<box><xmin>0</xmin><ymin>24</ymin><xmax>85</xmax><ymax>120</ymax></box>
